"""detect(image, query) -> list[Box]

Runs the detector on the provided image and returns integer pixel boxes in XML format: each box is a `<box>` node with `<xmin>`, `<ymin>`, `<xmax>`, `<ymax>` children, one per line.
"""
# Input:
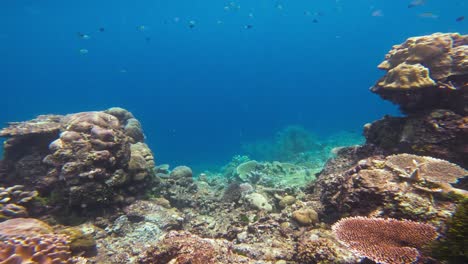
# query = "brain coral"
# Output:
<box><xmin>371</xmin><ymin>32</ymin><xmax>468</xmax><ymax>114</ymax></box>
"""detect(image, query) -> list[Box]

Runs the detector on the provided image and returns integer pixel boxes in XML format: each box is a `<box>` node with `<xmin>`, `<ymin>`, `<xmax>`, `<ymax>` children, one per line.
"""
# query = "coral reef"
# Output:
<box><xmin>364</xmin><ymin>109</ymin><xmax>468</xmax><ymax>167</ymax></box>
<box><xmin>0</xmin><ymin>108</ymin><xmax>157</xmax><ymax>214</ymax></box>
<box><xmin>371</xmin><ymin>32</ymin><xmax>468</xmax><ymax>115</ymax></box>
<box><xmin>313</xmin><ymin>152</ymin><xmax>467</xmax><ymax>224</ymax></box>
<box><xmin>0</xmin><ymin>185</ymin><xmax>38</xmax><ymax>221</ymax></box>
<box><xmin>0</xmin><ymin>218</ymin><xmax>81</xmax><ymax>263</ymax></box>
<box><xmin>332</xmin><ymin>216</ymin><xmax>438</xmax><ymax>264</ymax></box>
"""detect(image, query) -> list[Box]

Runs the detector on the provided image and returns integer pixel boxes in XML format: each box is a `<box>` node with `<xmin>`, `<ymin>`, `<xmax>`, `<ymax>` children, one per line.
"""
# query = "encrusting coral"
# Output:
<box><xmin>332</xmin><ymin>216</ymin><xmax>438</xmax><ymax>264</ymax></box>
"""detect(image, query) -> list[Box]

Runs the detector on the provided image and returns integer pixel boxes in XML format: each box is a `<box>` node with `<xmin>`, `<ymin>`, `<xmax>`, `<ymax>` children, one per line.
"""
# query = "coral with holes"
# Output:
<box><xmin>0</xmin><ymin>218</ymin><xmax>81</xmax><ymax>263</ymax></box>
<box><xmin>0</xmin><ymin>108</ymin><xmax>156</xmax><ymax>214</ymax></box>
<box><xmin>332</xmin><ymin>216</ymin><xmax>438</xmax><ymax>264</ymax></box>
<box><xmin>371</xmin><ymin>32</ymin><xmax>467</xmax><ymax>114</ymax></box>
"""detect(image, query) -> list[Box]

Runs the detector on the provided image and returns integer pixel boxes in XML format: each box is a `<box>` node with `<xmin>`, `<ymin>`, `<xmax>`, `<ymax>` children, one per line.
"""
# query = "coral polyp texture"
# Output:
<box><xmin>0</xmin><ymin>107</ymin><xmax>156</xmax><ymax>211</ymax></box>
<box><xmin>332</xmin><ymin>216</ymin><xmax>438</xmax><ymax>264</ymax></box>
<box><xmin>371</xmin><ymin>32</ymin><xmax>468</xmax><ymax>114</ymax></box>
<box><xmin>0</xmin><ymin>218</ymin><xmax>77</xmax><ymax>264</ymax></box>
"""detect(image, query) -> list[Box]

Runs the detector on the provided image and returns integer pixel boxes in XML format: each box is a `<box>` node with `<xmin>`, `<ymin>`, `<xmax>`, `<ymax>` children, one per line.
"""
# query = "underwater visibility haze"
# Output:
<box><xmin>0</xmin><ymin>1</ymin><xmax>467</xmax><ymax>263</ymax></box>
<box><xmin>2</xmin><ymin>0</ymin><xmax>465</xmax><ymax>168</ymax></box>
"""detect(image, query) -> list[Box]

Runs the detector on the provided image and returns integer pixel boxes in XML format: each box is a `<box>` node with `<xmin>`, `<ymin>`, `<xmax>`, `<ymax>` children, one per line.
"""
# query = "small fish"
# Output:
<box><xmin>137</xmin><ymin>25</ymin><xmax>147</xmax><ymax>32</ymax></box>
<box><xmin>244</xmin><ymin>24</ymin><xmax>253</xmax><ymax>29</ymax></box>
<box><xmin>371</xmin><ymin>10</ymin><xmax>383</xmax><ymax>17</ymax></box>
<box><xmin>217</xmin><ymin>20</ymin><xmax>223</xmax><ymax>25</ymax></box>
<box><xmin>173</xmin><ymin>17</ymin><xmax>180</xmax><ymax>23</ymax></box>
<box><xmin>456</xmin><ymin>16</ymin><xmax>465</xmax><ymax>22</ymax></box>
<box><xmin>120</xmin><ymin>69</ymin><xmax>127</xmax><ymax>73</ymax></box>
<box><xmin>418</xmin><ymin>12</ymin><xmax>439</xmax><ymax>19</ymax></box>
<box><xmin>98</xmin><ymin>27</ymin><xmax>105</xmax><ymax>32</ymax></box>
<box><xmin>145</xmin><ymin>37</ymin><xmax>151</xmax><ymax>43</ymax></box>
<box><xmin>77</xmin><ymin>32</ymin><xmax>90</xmax><ymax>39</ymax></box>
<box><xmin>189</xmin><ymin>20</ymin><xmax>196</xmax><ymax>29</ymax></box>
<box><xmin>79</xmin><ymin>49</ymin><xmax>89</xmax><ymax>55</ymax></box>
<box><xmin>408</xmin><ymin>0</ymin><xmax>426</xmax><ymax>8</ymax></box>
<box><xmin>312</xmin><ymin>19</ymin><xmax>319</xmax><ymax>23</ymax></box>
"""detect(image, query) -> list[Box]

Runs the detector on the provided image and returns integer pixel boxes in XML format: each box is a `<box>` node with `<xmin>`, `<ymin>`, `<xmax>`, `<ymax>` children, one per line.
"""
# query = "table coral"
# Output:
<box><xmin>332</xmin><ymin>216</ymin><xmax>438</xmax><ymax>264</ymax></box>
<box><xmin>0</xmin><ymin>108</ymin><xmax>157</xmax><ymax>215</ymax></box>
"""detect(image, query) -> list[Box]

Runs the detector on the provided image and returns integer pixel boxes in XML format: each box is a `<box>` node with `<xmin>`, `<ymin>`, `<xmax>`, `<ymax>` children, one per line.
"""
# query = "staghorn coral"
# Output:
<box><xmin>332</xmin><ymin>216</ymin><xmax>438</xmax><ymax>264</ymax></box>
<box><xmin>0</xmin><ymin>218</ymin><xmax>78</xmax><ymax>263</ymax></box>
<box><xmin>371</xmin><ymin>32</ymin><xmax>468</xmax><ymax>114</ymax></box>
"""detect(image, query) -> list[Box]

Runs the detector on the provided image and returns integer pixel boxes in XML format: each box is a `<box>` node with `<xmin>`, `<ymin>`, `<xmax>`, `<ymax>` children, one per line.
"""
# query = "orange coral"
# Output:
<box><xmin>0</xmin><ymin>218</ymin><xmax>77</xmax><ymax>264</ymax></box>
<box><xmin>332</xmin><ymin>216</ymin><xmax>438</xmax><ymax>264</ymax></box>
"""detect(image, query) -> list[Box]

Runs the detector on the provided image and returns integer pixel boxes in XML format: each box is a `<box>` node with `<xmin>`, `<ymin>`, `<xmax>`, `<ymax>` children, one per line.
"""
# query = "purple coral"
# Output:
<box><xmin>332</xmin><ymin>216</ymin><xmax>438</xmax><ymax>264</ymax></box>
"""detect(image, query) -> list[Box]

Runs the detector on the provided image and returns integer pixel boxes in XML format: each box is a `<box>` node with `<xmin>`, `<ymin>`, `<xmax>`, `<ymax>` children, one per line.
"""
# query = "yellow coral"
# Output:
<box><xmin>377</xmin><ymin>62</ymin><xmax>436</xmax><ymax>89</ymax></box>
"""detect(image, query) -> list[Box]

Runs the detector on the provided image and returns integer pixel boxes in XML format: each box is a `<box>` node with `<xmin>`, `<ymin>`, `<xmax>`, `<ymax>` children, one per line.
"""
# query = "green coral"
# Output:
<box><xmin>431</xmin><ymin>199</ymin><xmax>468</xmax><ymax>263</ymax></box>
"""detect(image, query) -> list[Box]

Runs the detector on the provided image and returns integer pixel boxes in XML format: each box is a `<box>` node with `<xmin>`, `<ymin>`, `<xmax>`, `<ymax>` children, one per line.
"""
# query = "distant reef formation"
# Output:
<box><xmin>0</xmin><ymin>33</ymin><xmax>467</xmax><ymax>264</ymax></box>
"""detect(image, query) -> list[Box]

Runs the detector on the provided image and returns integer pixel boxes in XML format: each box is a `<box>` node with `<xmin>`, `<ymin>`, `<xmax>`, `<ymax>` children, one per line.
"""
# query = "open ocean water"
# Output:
<box><xmin>1</xmin><ymin>0</ymin><xmax>466</xmax><ymax>171</ymax></box>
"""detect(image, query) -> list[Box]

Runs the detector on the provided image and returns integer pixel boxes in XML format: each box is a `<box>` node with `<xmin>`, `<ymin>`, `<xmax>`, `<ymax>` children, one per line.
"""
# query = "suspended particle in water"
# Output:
<box><xmin>79</xmin><ymin>48</ymin><xmax>88</xmax><ymax>55</ymax></box>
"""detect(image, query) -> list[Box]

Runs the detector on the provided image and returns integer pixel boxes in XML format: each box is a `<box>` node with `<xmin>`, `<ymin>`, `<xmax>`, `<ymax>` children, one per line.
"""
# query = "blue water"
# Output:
<box><xmin>1</xmin><ymin>0</ymin><xmax>466</xmax><ymax>170</ymax></box>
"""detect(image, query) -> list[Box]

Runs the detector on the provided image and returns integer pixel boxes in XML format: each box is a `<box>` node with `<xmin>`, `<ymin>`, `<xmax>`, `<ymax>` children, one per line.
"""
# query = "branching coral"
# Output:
<box><xmin>332</xmin><ymin>216</ymin><xmax>438</xmax><ymax>264</ymax></box>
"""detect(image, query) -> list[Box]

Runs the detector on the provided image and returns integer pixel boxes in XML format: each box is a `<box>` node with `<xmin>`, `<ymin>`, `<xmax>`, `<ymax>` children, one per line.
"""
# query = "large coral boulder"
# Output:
<box><xmin>312</xmin><ymin>150</ymin><xmax>467</xmax><ymax>225</ymax></box>
<box><xmin>371</xmin><ymin>33</ymin><xmax>468</xmax><ymax>115</ymax></box>
<box><xmin>0</xmin><ymin>108</ymin><xmax>156</xmax><ymax>211</ymax></box>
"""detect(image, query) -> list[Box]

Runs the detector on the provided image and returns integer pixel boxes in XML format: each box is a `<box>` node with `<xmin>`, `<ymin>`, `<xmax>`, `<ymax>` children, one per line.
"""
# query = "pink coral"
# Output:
<box><xmin>332</xmin><ymin>216</ymin><xmax>438</xmax><ymax>264</ymax></box>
